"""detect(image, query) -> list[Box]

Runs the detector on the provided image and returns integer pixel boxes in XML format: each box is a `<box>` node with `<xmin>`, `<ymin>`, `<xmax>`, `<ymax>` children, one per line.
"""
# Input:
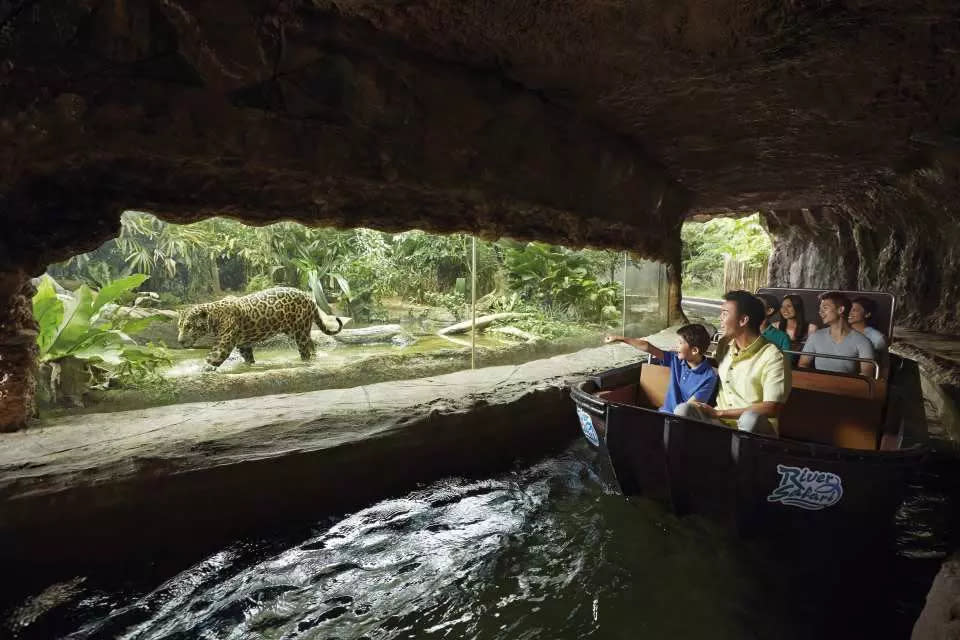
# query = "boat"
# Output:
<box><xmin>571</xmin><ymin>287</ymin><xmax>928</xmax><ymax>540</ymax></box>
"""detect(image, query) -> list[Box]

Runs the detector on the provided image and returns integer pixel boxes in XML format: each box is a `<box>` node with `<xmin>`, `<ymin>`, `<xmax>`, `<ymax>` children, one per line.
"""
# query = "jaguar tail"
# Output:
<box><xmin>314</xmin><ymin>305</ymin><xmax>345</xmax><ymax>335</ymax></box>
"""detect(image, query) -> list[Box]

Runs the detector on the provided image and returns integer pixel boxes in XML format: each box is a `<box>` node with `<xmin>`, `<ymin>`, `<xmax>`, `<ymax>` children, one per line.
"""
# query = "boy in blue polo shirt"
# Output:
<box><xmin>604</xmin><ymin>324</ymin><xmax>718</xmax><ymax>414</ymax></box>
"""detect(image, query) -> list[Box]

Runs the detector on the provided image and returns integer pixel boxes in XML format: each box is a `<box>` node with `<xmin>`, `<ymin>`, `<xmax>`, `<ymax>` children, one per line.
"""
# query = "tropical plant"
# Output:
<box><xmin>422</xmin><ymin>290</ymin><xmax>467</xmax><ymax>321</ymax></box>
<box><xmin>389</xmin><ymin>231</ymin><xmax>499</xmax><ymax>302</ymax></box>
<box><xmin>502</xmin><ymin>241</ymin><xmax>622</xmax><ymax>321</ymax></box>
<box><xmin>116</xmin><ymin>211</ymin><xmax>227</xmax><ymax>298</ymax></box>
<box><xmin>32</xmin><ymin>274</ymin><xmax>172</xmax><ymax>395</ymax></box>
<box><xmin>681</xmin><ymin>213</ymin><xmax>772</xmax><ymax>295</ymax></box>
<box><xmin>495</xmin><ymin>314</ymin><xmax>592</xmax><ymax>340</ymax></box>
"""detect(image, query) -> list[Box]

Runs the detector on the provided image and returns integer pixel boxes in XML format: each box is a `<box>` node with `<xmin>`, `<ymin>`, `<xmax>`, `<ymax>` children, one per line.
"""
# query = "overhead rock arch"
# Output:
<box><xmin>3</xmin><ymin>1</ymin><xmax>960</xmax><ymax>430</ymax></box>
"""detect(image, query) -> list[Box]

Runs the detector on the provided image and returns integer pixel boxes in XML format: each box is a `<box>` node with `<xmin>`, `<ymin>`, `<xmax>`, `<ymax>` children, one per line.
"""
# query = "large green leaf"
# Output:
<box><xmin>308</xmin><ymin>270</ymin><xmax>333</xmax><ymax>314</ymax></box>
<box><xmin>120</xmin><ymin>344</ymin><xmax>169</xmax><ymax>363</ymax></box>
<box><xmin>117</xmin><ymin>314</ymin><xmax>167</xmax><ymax>336</ymax></box>
<box><xmin>332</xmin><ymin>273</ymin><xmax>352</xmax><ymax>300</ymax></box>
<box><xmin>91</xmin><ymin>273</ymin><xmax>149</xmax><ymax>314</ymax></box>
<box><xmin>46</xmin><ymin>285</ymin><xmax>96</xmax><ymax>360</ymax></box>
<box><xmin>32</xmin><ymin>276</ymin><xmax>64</xmax><ymax>357</ymax></box>
<box><xmin>69</xmin><ymin>341</ymin><xmax>125</xmax><ymax>365</ymax></box>
<box><xmin>68</xmin><ymin>330</ymin><xmax>135</xmax><ymax>364</ymax></box>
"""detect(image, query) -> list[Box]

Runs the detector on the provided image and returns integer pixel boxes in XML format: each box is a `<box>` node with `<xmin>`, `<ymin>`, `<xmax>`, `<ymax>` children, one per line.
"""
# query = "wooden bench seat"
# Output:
<box><xmin>780</xmin><ymin>370</ymin><xmax>885</xmax><ymax>450</ymax></box>
<box><xmin>596</xmin><ymin>363</ymin><xmax>670</xmax><ymax>409</ymax></box>
<box><xmin>594</xmin><ymin>363</ymin><xmax>886</xmax><ymax>451</ymax></box>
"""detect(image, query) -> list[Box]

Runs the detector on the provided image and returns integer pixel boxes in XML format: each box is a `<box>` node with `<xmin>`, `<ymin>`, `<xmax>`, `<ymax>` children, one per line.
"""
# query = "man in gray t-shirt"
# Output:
<box><xmin>799</xmin><ymin>291</ymin><xmax>876</xmax><ymax>376</ymax></box>
<box><xmin>801</xmin><ymin>327</ymin><xmax>875</xmax><ymax>374</ymax></box>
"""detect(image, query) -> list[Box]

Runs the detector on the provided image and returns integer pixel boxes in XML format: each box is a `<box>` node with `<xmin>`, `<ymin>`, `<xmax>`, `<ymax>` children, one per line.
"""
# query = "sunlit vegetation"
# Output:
<box><xmin>681</xmin><ymin>213</ymin><xmax>772</xmax><ymax>299</ymax></box>
<box><xmin>39</xmin><ymin>213</ymin><xmax>640</xmax><ymax>407</ymax></box>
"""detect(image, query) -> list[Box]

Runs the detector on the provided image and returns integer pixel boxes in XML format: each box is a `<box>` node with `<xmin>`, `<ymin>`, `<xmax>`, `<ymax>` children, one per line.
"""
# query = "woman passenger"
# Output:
<box><xmin>777</xmin><ymin>294</ymin><xmax>819</xmax><ymax>352</ymax></box>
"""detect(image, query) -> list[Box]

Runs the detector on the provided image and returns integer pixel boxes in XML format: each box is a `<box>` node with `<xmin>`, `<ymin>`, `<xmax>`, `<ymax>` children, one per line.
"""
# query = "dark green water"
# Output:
<box><xmin>3</xmin><ymin>441</ymin><xmax>955</xmax><ymax>640</ymax></box>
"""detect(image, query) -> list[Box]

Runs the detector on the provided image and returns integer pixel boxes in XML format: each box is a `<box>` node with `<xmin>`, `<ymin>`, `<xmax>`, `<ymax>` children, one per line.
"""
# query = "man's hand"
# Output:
<box><xmin>689</xmin><ymin>400</ymin><xmax>718</xmax><ymax>418</ymax></box>
<box><xmin>603</xmin><ymin>335</ymin><xmax>623</xmax><ymax>344</ymax></box>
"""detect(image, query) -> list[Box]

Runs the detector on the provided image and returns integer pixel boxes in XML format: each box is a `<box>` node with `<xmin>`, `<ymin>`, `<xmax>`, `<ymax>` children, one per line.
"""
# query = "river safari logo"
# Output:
<box><xmin>576</xmin><ymin>407</ymin><xmax>600</xmax><ymax>447</ymax></box>
<box><xmin>766</xmin><ymin>465</ymin><xmax>844</xmax><ymax>510</ymax></box>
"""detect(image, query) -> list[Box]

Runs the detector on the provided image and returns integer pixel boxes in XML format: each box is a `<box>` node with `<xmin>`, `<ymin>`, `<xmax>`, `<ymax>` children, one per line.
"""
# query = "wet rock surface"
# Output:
<box><xmin>913</xmin><ymin>554</ymin><xmax>960</xmax><ymax>640</ymax></box>
<box><xmin>766</xmin><ymin>151</ymin><xmax>960</xmax><ymax>334</ymax></box>
<box><xmin>0</xmin><ymin>344</ymin><xmax>641</xmax><ymax>574</ymax></box>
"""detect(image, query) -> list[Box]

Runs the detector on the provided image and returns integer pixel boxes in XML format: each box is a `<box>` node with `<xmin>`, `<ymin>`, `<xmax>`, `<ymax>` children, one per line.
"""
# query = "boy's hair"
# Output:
<box><xmin>722</xmin><ymin>290</ymin><xmax>764</xmax><ymax>332</ymax></box>
<box><xmin>757</xmin><ymin>293</ymin><xmax>780</xmax><ymax>313</ymax></box>
<box><xmin>677</xmin><ymin>323</ymin><xmax>711</xmax><ymax>354</ymax></box>
<box><xmin>819</xmin><ymin>291</ymin><xmax>851</xmax><ymax>315</ymax></box>
<box><xmin>851</xmin><ymin>296</ymin><xmax>877</xmax><ymax>324</ymax></box>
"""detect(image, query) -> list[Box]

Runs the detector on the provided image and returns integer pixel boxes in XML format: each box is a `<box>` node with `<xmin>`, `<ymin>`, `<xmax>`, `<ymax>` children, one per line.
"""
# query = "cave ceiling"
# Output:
<box><xmin>1</xmin><ymin>0</ymin><xmax>959</xmax><ymax>271</ymax></box>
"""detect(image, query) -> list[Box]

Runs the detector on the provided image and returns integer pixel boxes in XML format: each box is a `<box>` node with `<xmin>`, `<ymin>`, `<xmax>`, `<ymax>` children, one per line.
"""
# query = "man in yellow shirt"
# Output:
<box><xmin>675</xmin><ymin>290</ymin><xmax>791</xmax><ymax>436</ymax></box>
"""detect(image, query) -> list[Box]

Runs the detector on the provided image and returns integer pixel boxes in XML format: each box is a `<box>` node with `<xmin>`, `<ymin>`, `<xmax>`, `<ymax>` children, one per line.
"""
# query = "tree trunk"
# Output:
<box><xmin>332</xmin><ymin>324</ymin><xmax>408</xmax><ymax>344</ymax></box>
<box><xmin>210</xmin><ymin>260</ymin><xmax>222</xmax><ymax>295</ymax></box>
<box><xmin>438</xmin><ymin>312</ymin><xmax>531</xmax><ymax>335</ymax></box>
<box><xmin>664</xmin><ymin>249</ymin><xmax>687</xmax><ymax>326</ymax></box>
<box><xmin>0</xmin><ymin>271</ymin><xmax>39</xmax><ymax>432</ymax></box>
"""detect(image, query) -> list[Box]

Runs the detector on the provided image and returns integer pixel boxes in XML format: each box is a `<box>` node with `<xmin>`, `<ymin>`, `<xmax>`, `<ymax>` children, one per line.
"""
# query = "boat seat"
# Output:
<box><xmin>596</xmin><ymin>364</ymin><xmax>884</xmax><ymax>450</ymax></box>
<box><xmin>597</xmin><ymin>385</ymin><xmax>639</xmax><ymax>405</ymax></box>
<box><xmin>779</xmin><ymin>370</ymin><xmax>885</xmax><ymax>450</ymax></box>
<box><xmin>637</xmin><ymin>363</ymin><xmax>669</xmax><ymax>409</ymax></box>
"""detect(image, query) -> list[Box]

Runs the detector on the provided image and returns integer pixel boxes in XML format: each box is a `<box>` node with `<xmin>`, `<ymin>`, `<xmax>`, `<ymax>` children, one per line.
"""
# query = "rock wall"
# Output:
<box><xmin>765</xmin><ymin>151</ymin><xmax>960</xmax><ymax>333</ymax></box>
<box><xmin>0</xmin><ymin>272</ymin><xmax>38</xmax><ymax>432</ymax></box>
<box><xmin>0</xmin><ymin>1</ymin><xmax>689</xmax><ymax>277</ymax></box>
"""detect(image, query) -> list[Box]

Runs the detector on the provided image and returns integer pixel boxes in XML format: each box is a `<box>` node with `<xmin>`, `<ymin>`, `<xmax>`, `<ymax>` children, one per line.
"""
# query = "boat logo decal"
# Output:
<box><xmin>766</xmin><ymin>464</ymin><xmax>843</xmax><ymax>510</ymax></box>
<box><xmin>576</xmin><ymin>407</ymin><xmax>600</xmax><ymax>447</ymax></box>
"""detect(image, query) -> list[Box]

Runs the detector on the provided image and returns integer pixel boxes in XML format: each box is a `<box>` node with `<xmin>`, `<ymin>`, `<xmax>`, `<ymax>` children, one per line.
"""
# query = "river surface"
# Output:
<box><xmin>3</xmin><ymin>440</ymin><xmax>957</xmax><ymax>640</ymax></box>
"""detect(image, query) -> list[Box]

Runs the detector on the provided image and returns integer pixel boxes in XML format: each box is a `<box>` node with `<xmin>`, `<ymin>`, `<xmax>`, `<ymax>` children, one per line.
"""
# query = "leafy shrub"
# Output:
<box><xmin>33</xmin><ymin>274</ymin><xmax>172</xmax><ymax>394</ymax></box>
<box><xmin>422</xmin><ymin>290</ymin><xmax>467</xmax><ymax>321</ymax></box>
<box><xmin>496</xmin><ymin>314</ymin><xmax>592</xmax><ymax>340</ymax></box>
<box><xmin>681</xmin><ymin>214</ymin><xmax>771</xmax><ymax>295</ymax></box>
<box><xmin>502</xmin><ymin>242</ymin><xmax>621</xmax><ymax>321</ymax></box>
<box><xmin>245</xmin><ymin>273</ymin><xmax>275</xmax><ymax>293</ymax></box>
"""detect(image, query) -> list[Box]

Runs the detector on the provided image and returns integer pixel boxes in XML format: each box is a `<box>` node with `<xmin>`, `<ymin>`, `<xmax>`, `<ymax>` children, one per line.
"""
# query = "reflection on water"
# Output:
<box><xmin>3</xmin><ymin>441</ymin><xmax>955</xmax><ymax>640</ymax></box>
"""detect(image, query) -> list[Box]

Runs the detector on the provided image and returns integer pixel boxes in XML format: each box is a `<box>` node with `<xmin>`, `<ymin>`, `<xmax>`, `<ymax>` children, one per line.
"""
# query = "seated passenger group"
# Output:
<box><xmin>603</xmin><ymin>288</ymin><xmax>888</xmax><ymax>437</ymax></box>
<box><xmin>606</xmin><ymin>290</ymin><xmax>791</xmax><ymax>436</ymax></box>
<box><xmin>798</xmin><ymin>291</ymin><xmax>877</xmax><ymax>377</ymax></box>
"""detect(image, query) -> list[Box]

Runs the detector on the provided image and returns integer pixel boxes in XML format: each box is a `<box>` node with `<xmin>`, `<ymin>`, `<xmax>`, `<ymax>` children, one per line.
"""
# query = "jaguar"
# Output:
<box><xmin>177</xmin><ymin>287</ymin><xmax>346</xmax><ymax>370</ymax></box>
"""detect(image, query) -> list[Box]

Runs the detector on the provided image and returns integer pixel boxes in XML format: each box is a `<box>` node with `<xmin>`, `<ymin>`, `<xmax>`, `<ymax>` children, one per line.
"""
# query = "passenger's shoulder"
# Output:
<box><xmin>759</xmin><ymin>341</ymin><xmax>787</xmax><ymax>360</ymax></box>
<box><xmin>866</xmin><ymin>326</ymin><xmax>888</xmax><ymax>345</ymax></box>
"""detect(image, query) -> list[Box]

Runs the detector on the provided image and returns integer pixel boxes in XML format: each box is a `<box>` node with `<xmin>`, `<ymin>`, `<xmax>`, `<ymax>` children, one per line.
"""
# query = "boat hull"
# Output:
<box><xmin>571</xmin><ymin>363</ymin><xmax>927</xmax><ymax>540</ymax></box>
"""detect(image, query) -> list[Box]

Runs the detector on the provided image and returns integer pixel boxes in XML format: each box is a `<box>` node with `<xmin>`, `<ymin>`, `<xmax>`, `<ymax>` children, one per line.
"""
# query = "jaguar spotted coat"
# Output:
<box><xmin>177</xmin><ymin>287</ymin><xmax>344</xmax><ymax>370</ymax></box>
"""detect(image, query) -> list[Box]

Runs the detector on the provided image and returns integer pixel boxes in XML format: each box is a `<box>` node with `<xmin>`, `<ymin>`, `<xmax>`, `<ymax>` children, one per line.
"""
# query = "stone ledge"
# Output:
<box><xmin>0</xmin><ymin>344</ymin><xmax>640</xmax><ymax>575</ymax></box>
<box><xmin>911</xmin><ymin>554</ymin><xmax>960</xmax><ymax>640</ymax></box>
<box><xmin>893</xmin><ymin>329</ymin><xmax>960</xmax><ymax>443</ymax></box>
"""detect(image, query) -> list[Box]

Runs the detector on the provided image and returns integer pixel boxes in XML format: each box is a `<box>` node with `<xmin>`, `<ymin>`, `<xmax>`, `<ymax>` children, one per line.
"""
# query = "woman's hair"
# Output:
<box><xmin>777</xmin><ymin>294</ymin><xmax>811</xmax><ymax>341</ymax></box>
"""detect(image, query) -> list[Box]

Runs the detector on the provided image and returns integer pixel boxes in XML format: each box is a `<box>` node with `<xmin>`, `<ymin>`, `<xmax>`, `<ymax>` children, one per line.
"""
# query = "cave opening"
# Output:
<box><xmin>27</xmin><ymin>211</ymin><xmax>675</xmax><ymax>421</ymax></box>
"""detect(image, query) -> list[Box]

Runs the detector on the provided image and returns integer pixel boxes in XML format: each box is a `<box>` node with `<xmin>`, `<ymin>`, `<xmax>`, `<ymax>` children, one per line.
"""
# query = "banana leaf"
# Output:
<box><xmin>67</xmin><ymin>330</ymin><xmax>136</xmax><ymax>365</ymax></box>
<box><xmin>92</xmin><ymin>273</ymin><xmax>150</xmax><ymax>315</ymax></box>
<box><xmin>308</xmin><ymin>270</ymin><xmax>333</xmax><ymax>314</ymax></box>
<box><xmin>47</xmin><ymin>285</ymin><xmax>96</xmax><ymax>360</ymax></box>
<box><xmin>32</xmin><ymin>276</ymin><xmax>64</xmax><ymax>356</ymax></box>
<box><xmin>117</xmin><ymin>313</ymin><xmax>168</xmax><ymax>336</ymax></box>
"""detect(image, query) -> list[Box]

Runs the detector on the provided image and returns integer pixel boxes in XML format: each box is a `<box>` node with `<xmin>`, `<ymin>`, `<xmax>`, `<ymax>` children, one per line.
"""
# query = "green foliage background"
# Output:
<box><xmin>49</xmin><ymin>212</ymin><xmax>630</xmax><ymax>326</ymax></box>
<box><xmin>680</xmin><ymin>213</ymin><xmax>772</xmax><ymax>297</ymax></box>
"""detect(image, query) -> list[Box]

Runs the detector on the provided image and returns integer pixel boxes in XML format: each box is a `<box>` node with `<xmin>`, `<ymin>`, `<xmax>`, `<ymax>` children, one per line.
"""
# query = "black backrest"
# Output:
<box><xmin>756</xmin><ymin>287</ymin><xmax>895</xmax><ymax>341</ymax></box>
